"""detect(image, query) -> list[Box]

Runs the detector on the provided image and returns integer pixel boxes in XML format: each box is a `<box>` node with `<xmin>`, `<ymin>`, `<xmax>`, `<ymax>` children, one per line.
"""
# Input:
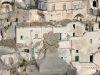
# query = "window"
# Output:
<box><xmin>61</xmin><ymin>57</ymin><xmax>63</xmax><ymax>59</ymax></box>
<box><xmin>73</xmin><ymin>5</ymin><xmax>76</xmax><ymax>9</ymax></box>
<box><xmin>16</xmin><ymin>18</ymin><xmax>18</xmax><ymax>22</ymax></box>
<box><xmin>63</xmin><ymin>4</ymin><xmax>66</xmax><ymax>10</ymax></box>
<box><xmin>35</xmin><ymin>34</ymin><xmax>38</xmax><ymax>39</ymax></box>
<box><xmin>20</xmin><ymin>35</ymin><xmax>23</xmax><ymax>40</ymax></box>
<box><xmin>76</xmin><ymin>50</ymin><xmax>78</xmax><ymax>53</ymax></box>
<box><xmin>7</xmin><ymin>19</ymin><xmax>8</xmax><ymax>22</ymax></box>
<box><xmin>73</xmin><ymin>24</ymin><xmax>75</xmax><ymax>29</ymax></box>
<box><xmin>24</xmin><ymin>49</ymin><xmax>29</xmax><ymax>53</ymax></box>
<box><xmin>73</xmin><ymin>33</ymin><xmax>75</xmax><ymax>37</ymax></box>
<box><xmin>75</xmin><ymin>56</ymin><xmax>79</xmax><ymax>62</ymax></box>
<box><xmin>52</xmin><ymin>4</ymin><xmax>55</xmax><ymax>11</ymax></box>
<box><xmin>90</xmin><ymin>39</ymin><xmax>92</xmax><ymax>44</ymax></box>
<box><xmin>58</xmin><ymin>33</ymin><xmax>61</xmax><ymax>40</ymax></box>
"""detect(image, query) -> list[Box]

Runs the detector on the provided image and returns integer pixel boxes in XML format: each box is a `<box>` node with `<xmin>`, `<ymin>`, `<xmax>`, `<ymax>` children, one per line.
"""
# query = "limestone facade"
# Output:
<box><xmin>15</xmin><ymin>21</ymin><xmax>100</xmax><ymax>75</ymax></box>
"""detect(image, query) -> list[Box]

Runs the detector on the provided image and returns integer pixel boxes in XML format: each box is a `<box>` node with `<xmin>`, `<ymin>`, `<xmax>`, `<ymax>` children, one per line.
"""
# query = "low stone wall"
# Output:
<box><xmin>0</xmin><ymin>46</ymin><xmax>16</xmax><ymax>55</ymax></box>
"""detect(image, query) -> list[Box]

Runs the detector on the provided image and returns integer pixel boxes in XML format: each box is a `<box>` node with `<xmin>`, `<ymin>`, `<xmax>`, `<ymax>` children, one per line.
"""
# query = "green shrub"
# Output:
<box><xmin>85</xmin><ymin>23</ymin><xmax>88</xmax><ymax>27</ymax></box>
<box><xmin>97</xmin><ymin>9</ymin><xmax>100</xmax><ymax>17</ymax></box>
<box><xmin>23</xmin><ymin>59</ymin><xmax>27</xmax><ymax>62</ymax></box>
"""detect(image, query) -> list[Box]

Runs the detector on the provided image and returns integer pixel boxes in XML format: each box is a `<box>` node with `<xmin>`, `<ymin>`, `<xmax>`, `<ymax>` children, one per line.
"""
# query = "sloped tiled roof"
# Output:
<box><xmin>17</xmin><ymin>22</ymin><xmax>54</xmax><ymax>27</ymax></box>
<box><xmin>55</xmin><ymin>19</ymin><xmax>72</xmax><ymax>26</ymax></box>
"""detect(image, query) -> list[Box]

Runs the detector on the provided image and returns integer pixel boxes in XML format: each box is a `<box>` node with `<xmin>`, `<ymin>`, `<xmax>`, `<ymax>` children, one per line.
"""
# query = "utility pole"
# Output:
<box><xmin>30</xmin><ymin>30</ymin><xmax>33</xmax><ymax>58</ymax></box>
<box><xmin>71</xmin><ymin>40</ymin><xmax>72</xmax><ymax>62</ymax></box>
<box><xmin>52</xmin><ymin>25</ymin><xmax>54</xmax><ymax>32</ymax></box>
<box><xmin>41</xmin><ymin>25</ymin><xmax>42</xmax><ymax>41</ymax></box>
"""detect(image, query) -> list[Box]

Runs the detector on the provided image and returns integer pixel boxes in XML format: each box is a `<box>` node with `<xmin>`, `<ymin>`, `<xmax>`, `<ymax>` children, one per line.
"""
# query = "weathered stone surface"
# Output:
<box><xmin>36</xmin><ymin>31</ymin><xmax>68</xmax><ymax>74</ymax></box>
<box><xmin>43</xmin><ymin>31</ymin><xmax>59</xmax><ymax>53</ymax></box>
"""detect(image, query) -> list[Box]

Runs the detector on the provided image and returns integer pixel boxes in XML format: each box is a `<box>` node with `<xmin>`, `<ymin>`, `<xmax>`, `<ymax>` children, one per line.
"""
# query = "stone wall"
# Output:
<box><xmin>7</xmin><ymin>22</ymin><xmax>16</xmax><ymax>39</ymax></box>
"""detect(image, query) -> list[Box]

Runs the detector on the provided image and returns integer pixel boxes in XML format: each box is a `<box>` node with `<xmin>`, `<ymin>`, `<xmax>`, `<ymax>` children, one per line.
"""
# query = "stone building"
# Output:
<box><xmin>15</xmin><ymin>20</ymin><xmax>100</xmax><ymax>75</ymax></box>
<box><xmin>0</xmin><ymin>0</ymin><xmax>100</xmax><ymax>22</ymax></box>
<box><xmin>70</xmin><ymin>23</ymin><xmax>100</xmax><ymax>75</ymax></box>
<box><xmin>15</xmin><ymin>20</ymin><xmax>86</xmax><ymax>64</ymax></box>
<box><xmin>38</xmin><ymin>0</ymin><xmax>88</xmax><ymax>21</ymax></box>
<box><xmin>0</xmin><ymin>65</ymin><xmax>10</xmax><ymax>75</ymax></box>
<box><xmin>88</xmin><ymin>0</ymin><xmax>100</xmax><ymax>15</ymax></box>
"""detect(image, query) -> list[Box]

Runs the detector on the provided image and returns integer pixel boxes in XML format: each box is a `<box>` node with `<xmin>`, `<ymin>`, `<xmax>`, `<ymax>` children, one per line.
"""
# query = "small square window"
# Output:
<box><xmin>76</xmin><ymin>50</ymin><xmax>78</xmax><ymax>53</ymax></box>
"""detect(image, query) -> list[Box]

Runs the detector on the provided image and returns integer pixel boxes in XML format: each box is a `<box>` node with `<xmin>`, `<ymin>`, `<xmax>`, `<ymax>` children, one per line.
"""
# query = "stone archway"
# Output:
<box><xmin>74</xmin><ymin>14</ymin><xmax>84</xmax><ymax>21</ymax></box>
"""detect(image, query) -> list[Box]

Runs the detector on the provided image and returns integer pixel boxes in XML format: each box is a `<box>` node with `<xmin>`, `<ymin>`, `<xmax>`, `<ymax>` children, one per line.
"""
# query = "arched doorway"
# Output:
<box><xmin>74</xmin><ymin>14</ymin><xmax>84</xmax><ymax>21</ymax></box>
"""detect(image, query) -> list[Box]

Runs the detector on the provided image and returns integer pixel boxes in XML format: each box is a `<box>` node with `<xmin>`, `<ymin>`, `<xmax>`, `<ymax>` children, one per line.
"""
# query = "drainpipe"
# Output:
<box><xmin>61</xmin><ymin>11</ymin><xmax>62</xmax><ymax>20</ymax></box>
<box><xmin>41</xmin><ymin>25</ymin><xmax>42</xmax><ymax>41</ymax></box>
<box><xmin>52</xmin><ymin>25</ymin><xmax>54</xmax><ymax>32</ymax></box>
<box><xmin>30</xmin><ymin>30</ymin><xmax>33</xmax><ymax>57</ymax></box>
<box><xmin>71</xmin><ymin>40</ymin><xmax>72</xmax><ymax>62</ymax></box>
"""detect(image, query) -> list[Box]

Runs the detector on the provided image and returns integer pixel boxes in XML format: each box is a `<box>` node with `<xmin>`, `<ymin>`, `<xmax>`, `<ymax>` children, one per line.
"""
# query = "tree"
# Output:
<box><xmin>10</xmin><ymin>2</ymin><xmax>14</xmax><ymax>6</ymax></box>
<box><xmin>85</xmin><ymin>23</ymin><xmax>88</xmax><ymax>31</ymax></box>
<box><xmin>95</xmin><ymin>9</ymin><xmax>100</xmax><ymax>22</ymax></box>
<box><xmin>97</xmin><ymin>9</ymin><xmax>100</xmax><ymax>17</ymax></box>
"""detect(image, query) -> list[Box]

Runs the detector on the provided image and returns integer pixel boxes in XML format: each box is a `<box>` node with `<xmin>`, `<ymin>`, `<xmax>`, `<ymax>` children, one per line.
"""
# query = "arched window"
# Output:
<box><xmin>93</xmin><ymin>0</ymin><xmax>98</xmax><ymax>7</ymax></box>
<box><xmin>93</xmin><ymin>1</ymin><xmax>96</xmax><ymax>7</ymax></box>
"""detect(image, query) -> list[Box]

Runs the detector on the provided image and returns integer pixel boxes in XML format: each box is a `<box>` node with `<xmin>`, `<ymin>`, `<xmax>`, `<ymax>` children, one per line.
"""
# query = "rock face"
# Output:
<box><xmin>36</xmin><ymin>31</ymin><xmax>68</xmax><ymax>74</ymax></box>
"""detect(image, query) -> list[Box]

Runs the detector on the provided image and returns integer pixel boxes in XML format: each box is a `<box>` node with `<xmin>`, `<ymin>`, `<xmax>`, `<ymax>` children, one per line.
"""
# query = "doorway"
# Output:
<box><xmin>90</xmin><ymin>55</ymin><xmax>93</xmax><ymax>62</ymax></box>
<box><xmin>93</xmin><ymin>1</ymin><xmax>96</xmax><ymax>7</ymax></box>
